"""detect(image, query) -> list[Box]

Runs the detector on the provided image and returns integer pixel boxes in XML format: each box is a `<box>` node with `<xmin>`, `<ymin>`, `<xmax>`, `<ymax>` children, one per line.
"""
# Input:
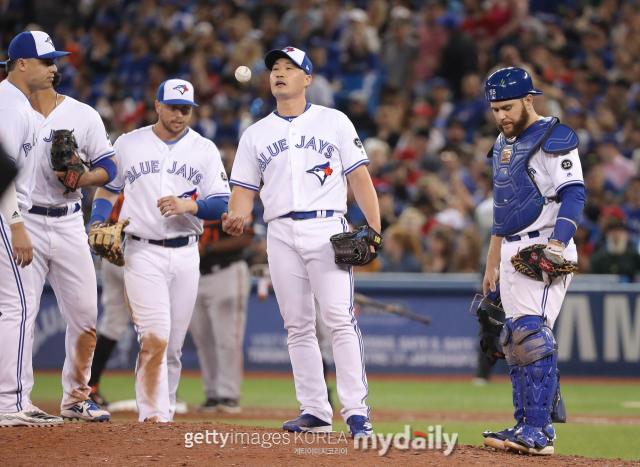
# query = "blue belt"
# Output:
<box><xmin>29</xmin><ymin>203</ymin><xmax>81</xmax><ymax>217</ymax></box>
<box><xmin>506</xmin><ymin>230</ymin><xmax>540</xmax><ymax>242</ymax></box>
<box><xmin>130</xmin><ymin>235</ymin><xmax>194</xmax><ymax>248</ymax></box>
<box><xmin>280</xmin><ymin>210</ymin><xmax>334</xmax><ymax>220</ymax></box>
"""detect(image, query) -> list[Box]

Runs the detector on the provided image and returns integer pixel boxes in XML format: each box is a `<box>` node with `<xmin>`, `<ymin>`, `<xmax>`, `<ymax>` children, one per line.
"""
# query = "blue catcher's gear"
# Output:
<box><xmin>485</xmin><ymin>67</ymin><xmax>543</xmax><ymax>102</ymax></box>
<box><xmin>499</xmin><ymin>316</ymin><xmax>562</xmax><ymax>455</ymax></box>
<box><xmin>491</xmin><ymin>117</ymin><xmax>578</xmax><ymax>236</ymax></box>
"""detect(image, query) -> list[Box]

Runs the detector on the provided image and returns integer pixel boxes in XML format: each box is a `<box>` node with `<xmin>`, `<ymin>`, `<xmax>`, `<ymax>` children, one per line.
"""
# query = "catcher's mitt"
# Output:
<box><xmin>88</xmin><ymin>219</ymin><xmax>130</xmax><ymax>266</ymax></box>
<box><xmin>510</xmin><ymin>244</ymin><xmax>578</xmax><ymax>282</ymax></box>
<box><xmin>50</xmin><ymin>129</ymin><xmax>91</xmax><ymax>195</ymax></box>
<box><xmin>330</xmin><ymin>225</ymin><xmax>382</xmax><ymax>266</ymax></box>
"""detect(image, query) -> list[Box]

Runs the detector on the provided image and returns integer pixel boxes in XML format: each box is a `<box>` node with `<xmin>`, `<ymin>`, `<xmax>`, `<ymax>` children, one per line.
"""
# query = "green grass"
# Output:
<box><xmin>32</xmin><ymin>372</ymin><xmax>640</xmax><ymax>460</ymax></box>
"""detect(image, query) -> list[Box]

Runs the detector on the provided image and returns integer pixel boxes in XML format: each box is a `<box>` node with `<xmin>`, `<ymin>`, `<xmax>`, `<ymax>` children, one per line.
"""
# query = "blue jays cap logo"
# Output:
<box><xmin>45</xmin><ymin>36</ymin><xmax>54</xmax><ymax>47</ymax></box>
<box><xmin>306</xmin><ymin>162</ymin><xmax>333</xmax><ymax>186</ymax></box>
<box><xmin>284</xmin><ymin>47</ymin><xmax>295</xmax><ymax>52</ymax></box>
<box><xmin>173</xmin><ymin>84</ymin><xmax>189</xmax><ymax>95</ymax></box>
<box><xmin>178</xmin><ymin>188</ymin><xmax>198</xmax><ymax>200</ymax></box>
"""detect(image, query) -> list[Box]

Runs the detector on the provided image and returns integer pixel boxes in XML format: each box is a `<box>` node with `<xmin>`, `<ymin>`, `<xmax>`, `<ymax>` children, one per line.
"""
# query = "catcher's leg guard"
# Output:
<box><xmin>501</xmin><ymin>316</ymin><xmax>558</xmax><ymax>455</ymax></box>
<box><xmin>552</xmin><ymin>369</ymin><xmax>566</xmax><ymax>423</ymax></box>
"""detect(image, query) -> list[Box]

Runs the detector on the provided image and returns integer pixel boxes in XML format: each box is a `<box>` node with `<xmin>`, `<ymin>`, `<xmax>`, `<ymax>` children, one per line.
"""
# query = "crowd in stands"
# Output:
<box><xmin>4</xmin><ymin>0</ymin><xmax>640</xmax><ymax>279</ymax></box>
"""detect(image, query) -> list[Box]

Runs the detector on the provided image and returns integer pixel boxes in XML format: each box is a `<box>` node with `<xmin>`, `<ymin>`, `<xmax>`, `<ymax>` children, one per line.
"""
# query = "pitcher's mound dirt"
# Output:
<box><xmin>0</xmin><ymin>422</ymin><xmax>637</xmax><ymax>467</ymax></box>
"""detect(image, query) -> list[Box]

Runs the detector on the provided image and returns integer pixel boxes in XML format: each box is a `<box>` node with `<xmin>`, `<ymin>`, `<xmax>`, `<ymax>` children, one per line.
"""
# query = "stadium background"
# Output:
<box><xmin>1</xmin><ymin>0</ymin><xmax>639</xmax><ymax>461</ymax></box>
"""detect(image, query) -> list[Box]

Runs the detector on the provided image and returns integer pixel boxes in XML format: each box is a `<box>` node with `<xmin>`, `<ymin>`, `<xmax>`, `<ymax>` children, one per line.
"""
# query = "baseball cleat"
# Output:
<box><xmin>347</xmin><ymin>415</ymin><xmax>374</xmax><ymax>437</ymax></box>
<box><xmin>504</xmin><ymin>424</ymin><xmax>555</xmax><ymax>455</ymax></box>
<box><xmin>482</xmin><ymin>424</ymin><xmax>522</xmax><ymax>450</ymax></box>
<box><xmin>217</xmin><ymin>399</ymin><xmax>241</xmax><ymax>414</ymax></box>
<box><xmin>197</xmin><ymin>398</ymin><xmax>219</xmax><ymax>412</ymax></box>
<box><xmin>283</xmin><ymin>414</ymin><xmax>332</xmax><ymax>433</ymax></box>
<box><xmin>61</xmin><ymin>400</ymin><xmax>111</xmax><ymax>422</ymax></box>
<box><xmin>0</xmin><ymin>405</ymin><xmax>63</xmax><ymax>427</ymax></box>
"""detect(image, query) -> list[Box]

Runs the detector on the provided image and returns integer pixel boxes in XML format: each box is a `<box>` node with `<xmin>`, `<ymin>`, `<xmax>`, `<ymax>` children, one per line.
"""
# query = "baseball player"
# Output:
<box><xmin>190</xmin><ymin>214</ymin><xmax>254</xmax><ymax>413</ymax></box>
<box><xmin>23</xmin><ymin>64</ymin><xmax>115</xmax><ymax>422</ymax></box>
<box><xmin>0</xmin><ymin>31</ymin><xmax>69</xmax><ymax>427</ymax></box>
<box><xmin>480</xmin><ymin>68</ymin><xmax>584</xmax><ymax>455</ymax></box>
<box><xmin>223</xmin><ymin>47</ymin><xmax>381</xmax><ymax>437</ymax></box>
<box><xmin>90</xmin><ymin>79</ymin><xmax>230</xmax><ymax>422</ymax></box>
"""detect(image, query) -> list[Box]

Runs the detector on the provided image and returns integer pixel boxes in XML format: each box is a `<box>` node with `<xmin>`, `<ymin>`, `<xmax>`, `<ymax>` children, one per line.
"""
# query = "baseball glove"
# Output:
<box><xmin>50</xmin><ymin>129</ymin><xmax>91</xmax><ymax>195</ymax></box>
<box><xmin>510</xmin><ymin>244</ymin><xmax>578</xmax><ymax>282</ymax></box>
<box><xmin>330</xmin><ymin>225</ymin><xmax>382</xmax><ymax>266</ymax></box>
<box><xmin>88</xmin><ymin>219</ymin><xmax>130</xmax><ymax>266</ymax></box>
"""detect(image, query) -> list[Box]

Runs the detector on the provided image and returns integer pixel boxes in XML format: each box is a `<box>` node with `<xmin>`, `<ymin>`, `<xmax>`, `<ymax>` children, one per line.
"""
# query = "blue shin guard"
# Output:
<box><xmin>499</xmin><ymin>316</ymin><xmax>558</xmax><ymax>455</ymax></box>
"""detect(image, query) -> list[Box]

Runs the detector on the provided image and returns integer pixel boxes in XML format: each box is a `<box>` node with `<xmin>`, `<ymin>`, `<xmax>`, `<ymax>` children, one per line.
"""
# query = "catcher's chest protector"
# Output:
<box><xmin>492</xmin><ymin>117</ymin><xmax>558</xmax><ymax>236</ymax></box>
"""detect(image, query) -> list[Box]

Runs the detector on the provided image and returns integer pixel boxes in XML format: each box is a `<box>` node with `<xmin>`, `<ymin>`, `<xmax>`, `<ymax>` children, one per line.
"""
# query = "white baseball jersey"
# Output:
<box><xmin>509</xmin><ymin>119</ymin><xmax>584</xmax><ymax>237</ymax></box>
<box><xmin>31</xmin><ymin>96</ymin><xmax>115</xmax><ymax>206</ymax></box>
<box><xmin>106</xmin><ymin>126</ymin><xmax>230</xmax><ymax>239</ymax></box>
<box><xmin>0</xmin><ymin>80</ymin><xmax>37</xmax><ymax>210</ymax></box>
<box><xmin>230</xmin><ymin>105</ymin><xmax>369</xmax><ymax>222</ymax></box>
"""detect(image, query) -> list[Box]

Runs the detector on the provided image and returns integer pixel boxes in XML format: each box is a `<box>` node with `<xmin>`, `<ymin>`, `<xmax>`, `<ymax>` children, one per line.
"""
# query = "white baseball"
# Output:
<box><xmin>235</xmin><ymin>66</ymin><xmax>251</xmax><ymax>83</ymax></box>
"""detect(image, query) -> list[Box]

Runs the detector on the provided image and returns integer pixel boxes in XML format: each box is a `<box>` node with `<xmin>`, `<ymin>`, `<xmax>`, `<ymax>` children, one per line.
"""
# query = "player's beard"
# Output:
<box><xmin>158</xmin><ymin>114</ymin><xmax>186</xmax><ymax>136</ymax></box>
<box><xmin>497</xmin><ymin>101</ymin><xmax>530</xmax><ymax>139</ymax></box>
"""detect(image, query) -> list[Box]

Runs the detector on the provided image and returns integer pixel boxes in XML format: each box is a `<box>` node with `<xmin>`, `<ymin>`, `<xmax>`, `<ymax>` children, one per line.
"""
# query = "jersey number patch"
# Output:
<box><xmin>561</xmin><ymin>159</ymin><xmax>572</xmax><ymax>170</ymax></box>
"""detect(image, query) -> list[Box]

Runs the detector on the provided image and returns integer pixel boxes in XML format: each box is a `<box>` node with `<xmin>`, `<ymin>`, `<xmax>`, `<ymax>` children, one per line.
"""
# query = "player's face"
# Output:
<box><xmin>491</xmin><ymin>97</ymin><xmax>531</xmax><ymax>138</ymax></box>
<box><xmin>270</xmin><ymin>58</ymin><xmax>312</xmax><ymax>99</ymax></box>
<box><xmin>157</xmin><ymin>103</ymin><xmax>193</xmax><ymax>135</ymax></box>
<box><xmin>22</xmin><ymin>58</ymin><xmax>57</xmax><ymax>91</ymax></box>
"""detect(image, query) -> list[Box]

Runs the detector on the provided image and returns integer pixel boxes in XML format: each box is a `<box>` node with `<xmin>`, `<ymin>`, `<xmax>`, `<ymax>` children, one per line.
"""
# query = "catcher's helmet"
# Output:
<box><xmin>469</xmin><ymin>283</ymin><xmax>503</xmax><ymax>317</ymax></box>
<box><xmin>484</xmin><ymin>67</ymin><xmax>543</xmax><ymax>102</ymax></box>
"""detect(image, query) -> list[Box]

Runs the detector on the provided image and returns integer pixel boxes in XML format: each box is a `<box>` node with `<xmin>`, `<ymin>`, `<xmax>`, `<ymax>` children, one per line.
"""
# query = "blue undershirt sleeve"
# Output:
<box><xmin>195</xmin><ymin>196</ymin><xmax>229</xmax><ymax>221</ymax></box>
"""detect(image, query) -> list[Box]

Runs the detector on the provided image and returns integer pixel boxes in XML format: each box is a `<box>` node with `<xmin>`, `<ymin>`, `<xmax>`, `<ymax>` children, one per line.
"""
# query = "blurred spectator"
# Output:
<box><xmin>380</xmin><ymin>6</ymin><xmax>417</xmax><ymax>93</ymax></box>
<box><xmin>346</xmin><ymin>91</ymin><xmax>377</xmax><ymax>140</ymax></box>
<box><xmin>378</xmin><ymin>225</ymin><xmax>422</xmax><ymax>273</ymax></box>
<box><xmin>452</xmin><ymin>230</ymin><xmax>481</xmax><ymax>273</ymax></box>
<box><xmin>436</xmin><ymin>13</ymin><xmax>478</xmax><ymax>99</ymax></box>
<box><xmin>590</xmin><ymin>220</ymin><xmax>640</xmax><ymax>281</ymax></box>
<box><xmin>622</xmin><ymin>177</ymin><xmax>640</xmax><ymax>239</ymax></box>
<box><xmin>596</xmin><ymin>135</ymin><xmax>637</xmax><ymax>193</ymax></box>
<box><xmin>423</xmin><ymin>226</ymin><xmax>455</xmax><ymax>273</ymax></box>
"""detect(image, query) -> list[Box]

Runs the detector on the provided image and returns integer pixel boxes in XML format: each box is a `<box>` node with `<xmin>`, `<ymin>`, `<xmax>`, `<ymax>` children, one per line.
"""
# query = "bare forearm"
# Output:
<box><xmin>79</xmin><ymin>167</ymin><xmax>109</xmax><ymax>187</ymax></box>
<box><xmin>228</xmin><ymin>186</ymin><xmax>255</xmax><ymax>219</ymax></box>
<box><xmin>486</xmin><ymin>235</ymin><xmax>502</xmax><ymax>269</ymax></box>
<box><xmin>347</xmin><ymin>166</ymin><xmax>381</xmax><ymax>232</ymax></box>
<box><xmin>93</xmin><ymin>187</ymin><xmax>120</xmax><ymax>205</ymax></box>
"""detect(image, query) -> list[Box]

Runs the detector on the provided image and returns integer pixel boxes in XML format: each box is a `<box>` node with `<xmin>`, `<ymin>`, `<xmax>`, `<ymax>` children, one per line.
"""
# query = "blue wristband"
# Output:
<box><xmin>549</xmin><ymin>218</ymin><xmax>577</xmax><ymax>246</ymax></box>
<box><xmin>91</xmin><ymin>198</ymin><xmax>114</xmax><ymax>225</ymax></box>
<box><xmin>195</xmin><ymin>196</ymin><xmax>229</xmax><ymax>221</ymax></box>
<box><xmin>93</xmin><ymin>157</ymin><xmax>118</xmax><ymax>185</ymax></box>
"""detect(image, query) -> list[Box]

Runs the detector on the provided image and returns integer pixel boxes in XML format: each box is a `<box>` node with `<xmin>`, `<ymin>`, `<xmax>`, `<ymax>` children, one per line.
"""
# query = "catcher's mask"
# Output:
<box><xmin>469</xmin><ymin>285</ymin><xmax>503</xmax><ymax>318</ymax></box>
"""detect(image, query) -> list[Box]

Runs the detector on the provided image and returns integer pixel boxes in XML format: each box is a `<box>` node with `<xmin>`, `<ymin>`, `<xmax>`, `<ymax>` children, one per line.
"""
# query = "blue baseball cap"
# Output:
<box><xmin>265</xmin><ymin>46</ymin><xmax>313</xmax><ymax>75</ymax></box>
<box><xmin>485</xmin><ymin>67</ymin><xmax>543</xmax><ymax>102</ymax></box>
<box><xmin>8</xmin><ymin>31</ymin><xmax>71</xmax><ymax>60</ymax></box>
<box><xmin>157</xmin><ymin>79</ymin><xmax>199</xmax><ymax>107</ymax></box>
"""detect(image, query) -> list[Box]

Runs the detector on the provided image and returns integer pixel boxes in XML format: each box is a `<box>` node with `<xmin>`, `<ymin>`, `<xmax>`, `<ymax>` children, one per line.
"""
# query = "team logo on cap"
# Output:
<box><xmin>306</xmin><ymin>162</ymin><xmax>333</xmax><ymax>186</ymax></box>
<box><xmin>284</xmin><ymin>47</ymin><xmax>295</xmax><ymax>52</ymax></box>
<box><xmin>173</xmin><ymin>84</ymin><xmax>189</xmax><ymax>95</ymax></box>
<box><xmin>500</xmin><ymin>147</ymin><xmax>513</xmax><ymax>163</ymax></box>
<box><xmin>45</xmin><ymin>36</ymin><xmax>54</xmax><ymax>47</ymax></box>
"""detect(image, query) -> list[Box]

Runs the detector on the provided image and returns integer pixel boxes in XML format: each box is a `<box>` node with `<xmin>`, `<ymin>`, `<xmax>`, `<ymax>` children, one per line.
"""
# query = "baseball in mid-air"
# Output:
<box><xmin>235</xmin><ymin>66</ymin><xmax>251</xmax><ymax>83</ymax></box>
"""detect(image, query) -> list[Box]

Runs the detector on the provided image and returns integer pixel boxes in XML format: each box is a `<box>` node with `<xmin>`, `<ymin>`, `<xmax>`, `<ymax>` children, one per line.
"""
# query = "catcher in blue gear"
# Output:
<box><xmin>480</xmin><ymin>67</ymin><xmax>584</xmax><ymax>455</ymax></box>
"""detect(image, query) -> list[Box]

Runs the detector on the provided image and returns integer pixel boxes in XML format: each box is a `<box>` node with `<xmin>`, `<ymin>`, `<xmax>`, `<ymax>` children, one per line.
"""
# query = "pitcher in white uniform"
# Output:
<box><xmin>0</xmin><ymin>31</ymin><xmax>68</xmax><ymax>427</ymax></box>
<box><xmin>223</xmin><ymin>47</ymin><xmax>381</xmax><ymax>437</ymax></box>
<box><xmin>91</xmin><ymin>79</ymin><xmax>230</xmax><ymax>422</ymax></box>
<box><xmin>24</xmin><ymin>69</ymin><xmax>115</xmax><ymax>422</ymax></box>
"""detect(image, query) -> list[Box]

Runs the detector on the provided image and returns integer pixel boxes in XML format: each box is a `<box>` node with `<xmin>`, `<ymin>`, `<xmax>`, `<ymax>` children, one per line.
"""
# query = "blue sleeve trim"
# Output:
<box><xmin>195</xmin><ymin>197</ymin><xmax>228</xmax><ymax>221</ymax></box>
<box><xmin>103</xmin><ymin>185</ymin><xmax>123</xmax><ymax>194</ymax></box>
<box><xmin>92</xmin><ymin>151</ymin><xmax>116</xmax><ymax>164</ymax></box>
<box><xmin>230</xmin><ymin>179</ymin><xmax>260</xmax><ymax>191</ymax></box>
<box><xmin>555</xmin><ymin>180</ymin><xmax>585</xmax><ymax>194</ymax></box>
<box><xmin>205</xmin><ymin>193</ymin><xmax>231</xmax><ymax>199</ymax></box>
<box><xmin>92</xmin><ymin>157</ymin><xmax>117</xmax><ymax>185</ymax></box>
<box><xmin>344</xmin><ymin>159</ymin><xmax>370</xmax><ymax>175</ymax></box>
